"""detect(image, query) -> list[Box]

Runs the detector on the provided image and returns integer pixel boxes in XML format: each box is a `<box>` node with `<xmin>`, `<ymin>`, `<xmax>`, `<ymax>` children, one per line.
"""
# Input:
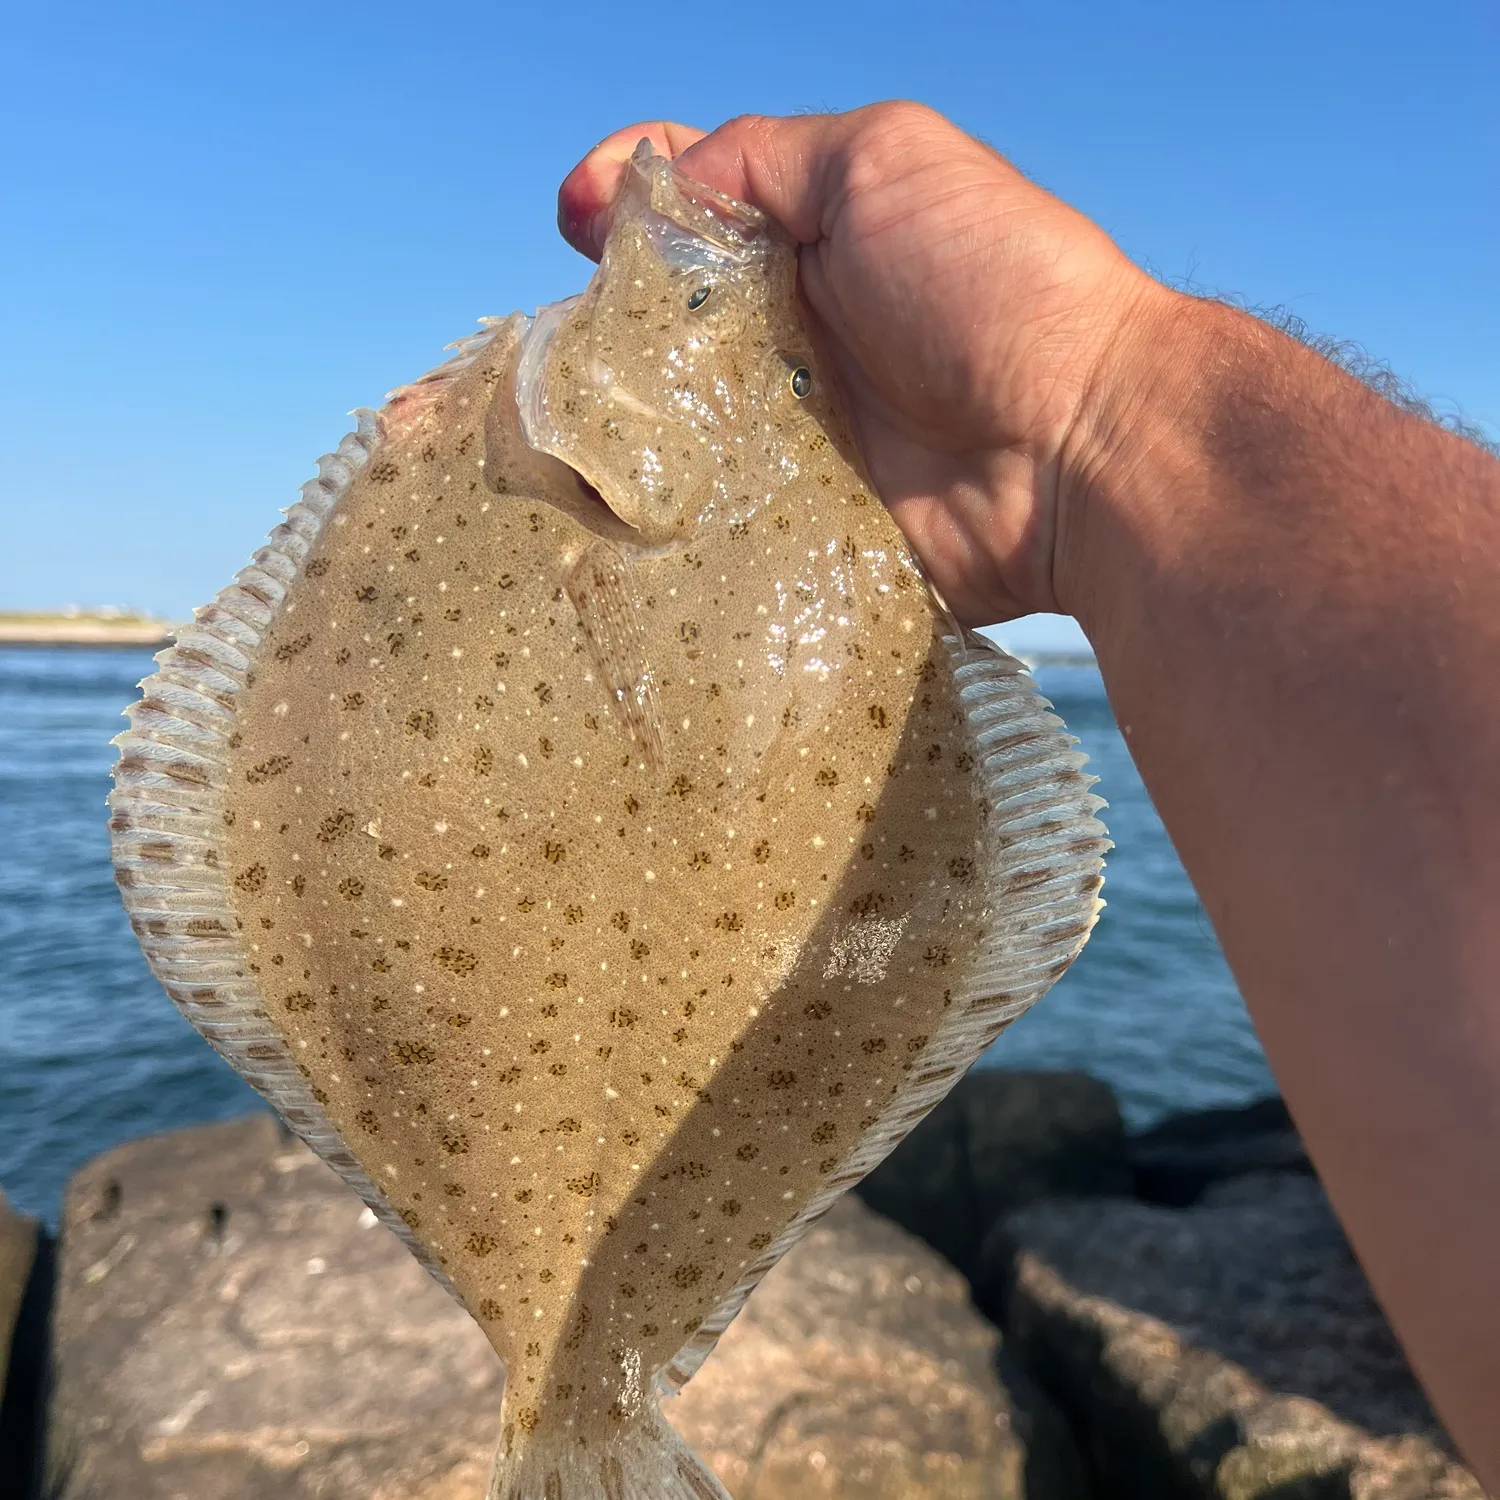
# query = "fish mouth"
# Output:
<box><xmin>513</xmin><ymin>145</ymin><xmax>782</xmax><ymax>544</ymax></box>
<box><xmin>569</xmin><ymin>471</ymin><xmax>613</xmax><ymax>520</ymax></box>
<box><xmin>510</xmin><ymin>298</ymin><xmax>629</xmax><ymax>536</ymax></box>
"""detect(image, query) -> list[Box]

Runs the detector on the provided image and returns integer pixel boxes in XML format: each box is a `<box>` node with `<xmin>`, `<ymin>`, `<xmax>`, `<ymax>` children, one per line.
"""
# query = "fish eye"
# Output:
<box><xmin>789</xmin><ymin>365</ymin><xmax>813</xmax><ymax>400</ymax></box>
<box><xmin>686</xmin><ymin>286</ymin><xmax>712</xmax><ymax>311</ymax></box>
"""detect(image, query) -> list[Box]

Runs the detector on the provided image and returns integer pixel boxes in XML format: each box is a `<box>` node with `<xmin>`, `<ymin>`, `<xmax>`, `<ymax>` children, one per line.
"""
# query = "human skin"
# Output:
<box><xmin>557</xmin><ymin>104</ymin><xmax>1500</xmax><ymax>1483</ymax></box>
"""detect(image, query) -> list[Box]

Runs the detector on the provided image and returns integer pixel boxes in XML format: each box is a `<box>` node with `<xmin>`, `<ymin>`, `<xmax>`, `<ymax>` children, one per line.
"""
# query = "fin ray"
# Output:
<box><xmin>564</xmin><ymin>542</ymin><xmax>666</xmax><ymax>769</ymax></box>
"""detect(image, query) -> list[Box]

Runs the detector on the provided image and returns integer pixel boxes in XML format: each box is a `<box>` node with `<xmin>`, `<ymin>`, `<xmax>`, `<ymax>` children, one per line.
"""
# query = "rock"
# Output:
<box><xmin>999</xmin><ymin>1174</ymin><xmax>1447</xmax><ymax>1444</ymax></box>
<box><xmin>964</xmin><ymin>1073</ymin><xmax>1132</xmax><ymax>1230</ymax></box>
<box><xmin>1350</xmin><ymin>1437</ymin><xmax>1495</xmax><ymax>1500</ymax></box>
<box><xmin>670</xmin><ymin>1195</ymin><xmax>1089</xmax><ymax>1499</ymax></box>
<box><xmin>0</xmin><ymin>1187</ymin><xmax>47</xmax><ymax>1498</ymax></box>
<box><xmin>46</xmin><ymin>1115</ymin><xmax>1085</xmax><ymax>1498</ymax></box>
<box><xmin>0</xmin><ymin>1188</ymin><xmax>36</xmax><ymax>1410</ymax></box>
<box><xmin>1129</xmin><ymin>1097</ymin><xmax>1313</xmax><ymax>1207</ymax></box>
<box><xmin>987</xmin><ymin>1177</ymin><xmax>1482</xmax><ymax>1498</ymax></box>
<box><xmin>1003</xmin><ymin>1249</ymin><xmax>1364</xmax><ymax>1498</ymax></box>
<box><xmin>44</xmin><ymin>1114</ymin><xmax>505</xmax><ymax>1500</ymax></box>
<box><xmin>855</xmin><ymin>1069</ymin><xmax>1131</xmax><ymax>1278</ymax></box>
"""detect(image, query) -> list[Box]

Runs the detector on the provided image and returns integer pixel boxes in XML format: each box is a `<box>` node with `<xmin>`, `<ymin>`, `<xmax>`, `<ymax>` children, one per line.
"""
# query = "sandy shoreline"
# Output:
<box><xmin>0</xmin><ymin>619</ymin><xmax>179</xmax><ymax>648</ymax></box>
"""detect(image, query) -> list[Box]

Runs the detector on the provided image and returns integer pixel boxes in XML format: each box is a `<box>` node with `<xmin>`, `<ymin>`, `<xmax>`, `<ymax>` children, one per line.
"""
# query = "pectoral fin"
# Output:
<box><xmin>565</xmin><ymin>542</ymin><xmax>665</xmax><ymax>770</ymax></box>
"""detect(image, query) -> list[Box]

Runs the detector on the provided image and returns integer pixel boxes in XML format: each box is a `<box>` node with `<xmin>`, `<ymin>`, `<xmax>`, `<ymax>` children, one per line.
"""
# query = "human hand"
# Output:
<box><xmin>557</xmin><ymin>103</ymin><xmax>1165</xmax><ymax>626</ymax></box>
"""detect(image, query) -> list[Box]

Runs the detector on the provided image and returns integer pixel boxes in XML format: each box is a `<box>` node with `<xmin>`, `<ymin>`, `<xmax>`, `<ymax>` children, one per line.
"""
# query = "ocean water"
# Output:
<box><xmin>0</xmin><ymin>648</ymin><xmax>1275</xmax><ymax>1225</ymax></box>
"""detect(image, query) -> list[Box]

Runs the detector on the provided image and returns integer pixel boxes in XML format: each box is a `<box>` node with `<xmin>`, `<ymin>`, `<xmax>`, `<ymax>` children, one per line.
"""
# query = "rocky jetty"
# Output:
<box><xmin>662</xmin><ymin>1198</ymin><xmax>1085</xmax><ymax>1499</ymax></box>
<box><xmin>994</xmin><ymin>1181</ymin><xmax>1478</xmax><ymax>1498</ymax></box>
<box><xmin>2</xmin><ymin>1073</ymin><xmax>1486</xmax><ymax>1498</ymax></box>
<box><xmin>36</xmin><ymin>1115</ymin><xmax>1079</xmax><ymax>1499</ymax></box>
<box><xmin>0</xmin><ymin>1189</ymin><xmax>47</xmax><ymax>1498</ymax></box>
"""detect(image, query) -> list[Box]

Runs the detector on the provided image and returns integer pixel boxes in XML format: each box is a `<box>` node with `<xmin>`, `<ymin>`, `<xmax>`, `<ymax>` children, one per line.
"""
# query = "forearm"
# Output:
<box><xmin>1066</xmin><ymin>291</ymin><xmax>1500</xmax><ymax>1479</ymax></box>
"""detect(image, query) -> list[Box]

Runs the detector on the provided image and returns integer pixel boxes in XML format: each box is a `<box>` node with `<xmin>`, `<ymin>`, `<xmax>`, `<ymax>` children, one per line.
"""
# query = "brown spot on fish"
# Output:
<box><xmin>391</xmin><ymin>1040</ymin><xmax>437</xmax><ymax>1065</ymax></box>
<box><xmin>274</xmin><ymin>634</ymin><xmax>312</xmax><ymax>661</ymax></box>
<box><xmin>316</xmin><ymin>809</ymin><xmax>355</xmax><ymax>842</ymax></box>
<box><xmin>246</xmin><ymin>755</ymin><xmax>291</xmax><ymax>785</ymax></box>
<box><xmin>434</xmin><ymin>946</ymin><xmax>478</xmax><ymax>975</ymax></box>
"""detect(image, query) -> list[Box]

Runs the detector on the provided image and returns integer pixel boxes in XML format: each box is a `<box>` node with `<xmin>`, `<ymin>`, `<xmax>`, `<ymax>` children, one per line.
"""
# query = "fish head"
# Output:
<box><xmin>517</xmin><ymin>143</ymin><xmax>819</xmax><ymax>544</ymax></box>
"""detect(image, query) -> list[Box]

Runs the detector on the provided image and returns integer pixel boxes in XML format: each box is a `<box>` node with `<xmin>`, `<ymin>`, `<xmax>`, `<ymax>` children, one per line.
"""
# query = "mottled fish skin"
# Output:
<box><xmin>109</xmin><ymin>148</ymin><xmax>1109</xmax><ymax>1500</ymax></box>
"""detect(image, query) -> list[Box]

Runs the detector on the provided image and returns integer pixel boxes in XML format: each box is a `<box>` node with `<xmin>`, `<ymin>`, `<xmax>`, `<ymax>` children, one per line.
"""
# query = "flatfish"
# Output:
<box><xmin>110</xmin><ymin>145</ymin><xmax>1109</xmax><ymax>1500</ymax></box>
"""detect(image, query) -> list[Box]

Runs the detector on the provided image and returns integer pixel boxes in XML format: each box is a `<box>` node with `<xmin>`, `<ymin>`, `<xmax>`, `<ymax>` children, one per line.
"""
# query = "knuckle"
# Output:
<box><xmin>862</xmin><ymin>99</ymin><xmax>944</xmax><ymax>137</ymax></box>
<box><xmin>723</xmin><ymin>111</ymin><xmax>776</xmax><ymax>143</ymax></box>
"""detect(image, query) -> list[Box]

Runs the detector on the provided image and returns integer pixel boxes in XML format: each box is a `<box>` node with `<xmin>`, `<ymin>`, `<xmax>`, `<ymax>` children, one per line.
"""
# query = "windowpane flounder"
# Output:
<box><xmin>110</xmin><ymin>146</ymin><xmax>1109</xmax><ymax>1500</ymax></box>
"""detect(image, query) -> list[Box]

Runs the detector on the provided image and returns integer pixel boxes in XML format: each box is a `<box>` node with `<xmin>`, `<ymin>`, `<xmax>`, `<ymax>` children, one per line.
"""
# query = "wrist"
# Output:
<box><xmin>1050</xmin><ymin>285</ymin><xmax>1248</xmax><ymax>636</ymax></box>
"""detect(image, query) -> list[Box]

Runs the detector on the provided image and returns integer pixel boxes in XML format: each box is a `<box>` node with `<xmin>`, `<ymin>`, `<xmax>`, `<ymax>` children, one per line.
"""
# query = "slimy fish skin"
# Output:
<box><xmin>110</xmin><ymin>146</ymin><xmax>1108</xmax><ymax>1500</ymax></box>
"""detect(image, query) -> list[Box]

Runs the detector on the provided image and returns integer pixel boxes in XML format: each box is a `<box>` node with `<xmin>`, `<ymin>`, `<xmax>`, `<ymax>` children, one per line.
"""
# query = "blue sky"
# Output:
<box><xmin>2</xmin><ymin>1</ymin><xmax>1495</xmax><ymax>655</ymax></box>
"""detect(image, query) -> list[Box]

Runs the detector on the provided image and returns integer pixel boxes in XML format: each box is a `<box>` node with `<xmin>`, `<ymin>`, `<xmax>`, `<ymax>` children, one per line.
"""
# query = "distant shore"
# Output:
<box><xmin>0</xmin><ymin>614</ymin><xmax>179</xmax><ymax>648</ymax></box>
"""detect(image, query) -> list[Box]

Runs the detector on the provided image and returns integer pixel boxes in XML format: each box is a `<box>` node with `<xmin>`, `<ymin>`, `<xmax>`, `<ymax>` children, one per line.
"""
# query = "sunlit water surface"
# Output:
<box><xmin>0</xmin><ymin>649</ymin><xmax>1274</xmax><ymax>1223</ymax></box>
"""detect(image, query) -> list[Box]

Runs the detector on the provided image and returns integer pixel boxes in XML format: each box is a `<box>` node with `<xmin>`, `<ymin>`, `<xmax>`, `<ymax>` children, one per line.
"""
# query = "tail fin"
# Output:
<box><xmin>486</xmin><ymin>1405</ymin><xmax>728</xmax><ymax>1500</ymax></box>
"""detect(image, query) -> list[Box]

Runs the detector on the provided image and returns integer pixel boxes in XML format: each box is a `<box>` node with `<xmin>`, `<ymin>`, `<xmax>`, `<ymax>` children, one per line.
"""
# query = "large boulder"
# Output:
<box><xmin>671</xmin><ymin>1195</ymin><xmax>1088</xmax><ymax>1499</ymax></box>
<box><xmin>0</xmin><ymin>1187</ymin><xmax>46</xmax><ymax>1497</ymax></box>
<box><xmin>45</xmin><ymin>1113</ymin><xmax>505</xmax><ymax>1500</ymax></box>
<box><xmin>988</xmin><ymin>1173</ymin><xmax>1480</xmax><ymax>1498</ymax></box>
<box><xmin>0</xmin><ymin>1189</ymin><xmax>36</xmax><ymax>1411</ymax></box>
<box><xmin>1129</xmin><ymin>1098</ymin><xmax>1312</xmax><ymax>1207</ymax></box>
<box><xmin>855</xmin><ymin>1069</ymin><xmax>1131</xmax><ymax>1278</ymax></box>
<box><xmin>46</xmin><ymin>1114</ymin><xmax>1085</xmax><ymax>1498</ymax></box>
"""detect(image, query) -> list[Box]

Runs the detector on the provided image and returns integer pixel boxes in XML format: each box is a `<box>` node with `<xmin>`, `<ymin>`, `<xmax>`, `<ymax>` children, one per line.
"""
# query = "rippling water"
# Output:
<box><xmin>0</xmin><ymin>648</ymin><xmax>1274</xmax><ymax>1223</ymax></box>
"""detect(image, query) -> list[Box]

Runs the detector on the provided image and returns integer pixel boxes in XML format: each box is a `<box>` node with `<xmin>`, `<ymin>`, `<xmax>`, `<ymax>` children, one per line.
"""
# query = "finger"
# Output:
<box><xmin>559</xmin><ymin>105</ymin><xmax>893</xmax><ymax>257</ymax></box>
<box><xmin>558</xmin><ymin>121</ymin><xmax>708</xmax><ymax>259</ymax></box>
<box><xmin>672</xmin><ymin>111</ymin><xmax>864</xmax><ymax>243</ymax></box>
